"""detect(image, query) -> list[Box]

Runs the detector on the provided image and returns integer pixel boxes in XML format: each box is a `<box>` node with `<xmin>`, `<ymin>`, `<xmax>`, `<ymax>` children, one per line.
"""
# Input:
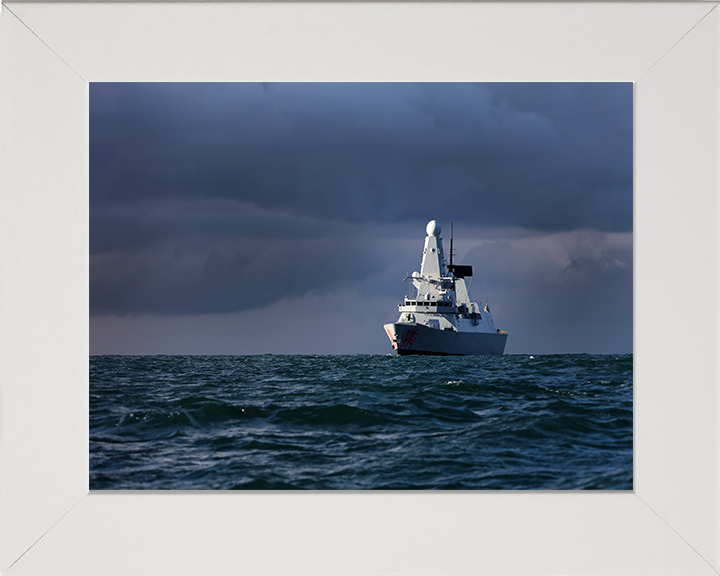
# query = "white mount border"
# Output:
<box><xmin>1</xmin><ymin>2</ymin><xmax>719</xmax><ymax>575</ymax></box>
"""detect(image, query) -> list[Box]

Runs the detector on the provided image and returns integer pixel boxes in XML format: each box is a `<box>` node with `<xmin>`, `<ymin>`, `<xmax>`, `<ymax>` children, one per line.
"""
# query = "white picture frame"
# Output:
<box><xmin>1</xmin><ymin>2</ymin><xmax>718</xmax><ymax>574</ymax></box>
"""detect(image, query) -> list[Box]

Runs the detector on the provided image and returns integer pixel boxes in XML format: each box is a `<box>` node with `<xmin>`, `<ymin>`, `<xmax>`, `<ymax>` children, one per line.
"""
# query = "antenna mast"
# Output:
<box><xmin>449</xmin><ymin>221</ymin><xmax>454</xmax><ymax>271</ymax></box>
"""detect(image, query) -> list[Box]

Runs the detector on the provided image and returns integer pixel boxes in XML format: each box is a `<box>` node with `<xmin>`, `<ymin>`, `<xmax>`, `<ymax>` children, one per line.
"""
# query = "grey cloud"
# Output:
<box><xmin>461</xmin><ymin>233</ymin><xmax>632</xmax><ymax>353</ymax></box>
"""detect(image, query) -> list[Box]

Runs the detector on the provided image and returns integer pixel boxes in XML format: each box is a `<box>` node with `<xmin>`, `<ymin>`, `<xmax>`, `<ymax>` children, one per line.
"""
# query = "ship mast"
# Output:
<box><xmin>449</xmin><ymin>221</ymin><xmax>457</xmax><ymax>297</ymax></box>
<box><xmin>449</xmin><ymin>221</ymin><xmax>454</xmax><ymax>272</ymax></box>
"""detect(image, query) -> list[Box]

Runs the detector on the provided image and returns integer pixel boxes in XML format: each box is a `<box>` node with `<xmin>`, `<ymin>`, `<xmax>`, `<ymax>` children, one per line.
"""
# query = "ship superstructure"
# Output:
<box><xmin>383</xmin><ymin>220</ymin><xmax>507</xmax><ymax>355</ymax></box>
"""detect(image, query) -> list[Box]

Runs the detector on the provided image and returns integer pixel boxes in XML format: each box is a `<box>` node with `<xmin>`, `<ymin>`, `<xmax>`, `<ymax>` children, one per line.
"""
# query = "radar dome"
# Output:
<box><xmin>412</xmin><ymin>271</ymin><xmax>420</xmax><ymax>278</ymax></box>
<box><xmin>426</xmin><ymin>220</ymin><xmax>442</xmax><ymax>237</ymax></box>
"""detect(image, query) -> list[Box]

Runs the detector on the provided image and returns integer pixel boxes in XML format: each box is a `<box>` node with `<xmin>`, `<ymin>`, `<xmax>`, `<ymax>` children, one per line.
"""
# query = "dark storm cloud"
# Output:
<box><xmin>90</xmin><ymin>82</ymin><xmax>632</xmax><ymax>319</ymax></box>
<box><xmin>91</xmin><ymin>82</ymin><xmax>632</xmax><ymax>230</ymax></box>
<box><xmin>90</xmin><ymin>226</ymin><xmax>399</xmax><ymax>316</ymax></box>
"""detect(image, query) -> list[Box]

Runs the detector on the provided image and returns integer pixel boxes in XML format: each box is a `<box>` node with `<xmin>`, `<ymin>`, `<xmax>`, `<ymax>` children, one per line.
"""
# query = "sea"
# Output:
<box><xmin>90</xmin><ymin>354</ymin><xmax>633</xmax><ymax>490</ymax></box>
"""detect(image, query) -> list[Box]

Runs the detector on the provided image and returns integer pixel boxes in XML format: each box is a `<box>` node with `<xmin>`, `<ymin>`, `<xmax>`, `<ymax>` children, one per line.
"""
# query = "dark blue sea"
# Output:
<box><xmin>90</xmin><ymin>354</ymin><xmax>632</xmax><ymax>490</ymax></box>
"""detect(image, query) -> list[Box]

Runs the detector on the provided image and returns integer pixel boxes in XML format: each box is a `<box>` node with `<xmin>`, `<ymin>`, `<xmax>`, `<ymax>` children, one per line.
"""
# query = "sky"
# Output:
<box><xmin>89</xmin><ymin>82</ymin><xmax>633</xmax><ymax>355</ymax></box>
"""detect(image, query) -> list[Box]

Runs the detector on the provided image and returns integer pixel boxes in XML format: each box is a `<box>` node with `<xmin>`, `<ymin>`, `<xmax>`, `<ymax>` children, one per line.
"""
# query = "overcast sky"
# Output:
<box><xmin>90</xmin><ymin>82</ymin><xmax>632</xmax><ymax>355</ymax></box>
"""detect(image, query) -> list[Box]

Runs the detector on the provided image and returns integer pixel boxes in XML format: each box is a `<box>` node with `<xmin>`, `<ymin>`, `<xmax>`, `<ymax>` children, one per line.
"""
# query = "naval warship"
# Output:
<box><xmin>383</xmin><ymin>220</ymin><xmax>507</xmax><ymax>355</ymax></box>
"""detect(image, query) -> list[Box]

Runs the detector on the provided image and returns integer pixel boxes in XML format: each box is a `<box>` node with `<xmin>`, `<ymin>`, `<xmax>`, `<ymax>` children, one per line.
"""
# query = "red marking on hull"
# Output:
<box><xmin>398</xmin><ymin>328</ymin><xmax>419</xmax><ymax>348</ymax></box>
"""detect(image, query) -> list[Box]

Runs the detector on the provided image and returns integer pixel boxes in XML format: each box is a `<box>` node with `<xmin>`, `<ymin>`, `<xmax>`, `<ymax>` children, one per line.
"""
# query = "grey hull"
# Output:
<box><xmin>384</xmin><ymin>322</ymin><xmax>507</xmax><ymax>356</ymax></box>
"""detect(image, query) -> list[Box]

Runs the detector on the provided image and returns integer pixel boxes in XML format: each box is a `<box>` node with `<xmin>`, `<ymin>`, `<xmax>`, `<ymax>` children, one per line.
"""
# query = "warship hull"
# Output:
<box><xmin>384</xmin><ymin>322</ymin><xmax>507</xmax><ymax>356</ymax></box>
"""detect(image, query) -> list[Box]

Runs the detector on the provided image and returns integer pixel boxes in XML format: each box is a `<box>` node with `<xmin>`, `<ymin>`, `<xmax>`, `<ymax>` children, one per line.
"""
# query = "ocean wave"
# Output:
<box><xmin>90</xmin><ymin>354</ymin><xmax>633</xmax><ymax>490</ymax></box>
